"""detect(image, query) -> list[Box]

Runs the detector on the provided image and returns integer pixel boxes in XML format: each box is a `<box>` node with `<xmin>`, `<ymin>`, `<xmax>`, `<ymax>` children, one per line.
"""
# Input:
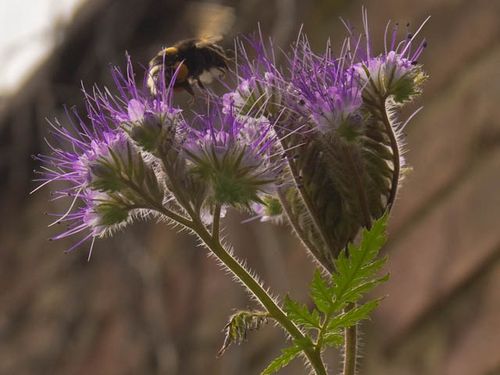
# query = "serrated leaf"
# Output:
<box><xmin>356</xmin><ymin>215</ymin><xmax>387</xmax><ymax>259</ymax></box>
<box><xmin>359</xmin><ymin>257</ymin><xmax>387</xmax><ymax>277</ymax></box>
<box><xmin>310</xmin><ymin>270</ymin><xmax>333</xmax><ymax>314</ymax></box>
<box><xmin>343</xmin><ymin>274</ymin><xmax>390</xmax><ymax>303</ymax></box>
<box><xmin>327</xmin><ymin>299</ymin><xmax>381</xmax><ymax>331</ymax></box>
<box><xmin>332</xmin><ymin>215</ymin><xmax>388</xmax><ymax>304</ymax></box>
<box><xmin>283</xmin><ymin>295</ymin><xmax>321</xmax><ymax>330</ymax></box>
<box><xmin>261</xmin><ymin>345</ymin><xmax>301</xmax><ymax>375</ymax></box>
<box><xmin>310</xmin><ymin>216</ymin><xmax>390</xmax><ymax>353</ymax></box>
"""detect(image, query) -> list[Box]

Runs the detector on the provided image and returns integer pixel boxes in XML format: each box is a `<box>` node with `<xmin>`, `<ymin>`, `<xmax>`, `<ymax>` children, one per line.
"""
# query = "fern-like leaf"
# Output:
<box><xmin>261</xmin><ymin>345</ymin><xmax>302</xmax><ymax>375</ymax></box>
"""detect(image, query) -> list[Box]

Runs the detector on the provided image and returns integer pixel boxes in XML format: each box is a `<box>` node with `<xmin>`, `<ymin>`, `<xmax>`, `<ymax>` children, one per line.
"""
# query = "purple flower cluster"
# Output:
<box><xmin>225</xmin><ymin>12</ymin><xmax>427</xmax><ymax>227</ymax></box>
<box><xmin>35</xmin><ymin>55</ymin><xmax>282</xmax><ymax>252</ymax></box>
<box><xmin>34</xmin><ymin>56</ymin><xmax>178</xmax><ymax>254</ymax></box>
<box><xmin>229</xmin><ymin>12</ymin><xmax>427</xmax><ymax>131</ymax></box>
<box><xmin>35</xmin><ymin>11</ymin><xmax>427</xmax><ymax>256</ymax></box>
<box><xmin>183</xmin><ymin>109</ymin><xmax>281</xmax><ymax>209</ymax></box>
<box><xmin>34</xmin><ymin>113</ymin><xmax>134</xmax><ymax>253</ymax></box>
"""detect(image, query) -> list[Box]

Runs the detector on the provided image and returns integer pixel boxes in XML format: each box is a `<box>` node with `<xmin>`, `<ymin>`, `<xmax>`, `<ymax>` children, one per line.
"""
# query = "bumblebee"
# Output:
<box><xmin>147</xmin><ymin>37</ymin><xmax>229</xmax><ymax>96</ymax></box>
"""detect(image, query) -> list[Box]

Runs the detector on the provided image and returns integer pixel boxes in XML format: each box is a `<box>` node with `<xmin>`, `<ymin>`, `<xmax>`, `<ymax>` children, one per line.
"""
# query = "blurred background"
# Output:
<box><xmin>0</xmin><ymin>0</ymin><xmax>499</xmax><ymax>374</ymax></box>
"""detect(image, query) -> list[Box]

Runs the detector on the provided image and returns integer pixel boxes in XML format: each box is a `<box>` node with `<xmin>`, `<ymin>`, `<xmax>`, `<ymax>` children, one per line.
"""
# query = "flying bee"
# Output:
<box><xmin>147</xmin><ymin>37</ymin><xmax>229</xmax><ymax>96</ymax></box>
<box><xmin>147</xmin><ymin>3</ymin><xmax>235</xmax><ymax>96</ymax></box>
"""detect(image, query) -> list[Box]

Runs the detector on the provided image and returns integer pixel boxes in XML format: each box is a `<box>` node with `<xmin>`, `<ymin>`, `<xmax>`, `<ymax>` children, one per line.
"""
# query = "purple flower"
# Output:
<box><xmin>346</xmin><ymin>10</ymin><xmax>429</xmax><ymax>103</ymax></box>
<box><xmin>183</xmin><ymin>106</ymin><xmax>282</xmax><ymax>209</ymax></box>
<box><xmin>229</xmin><ymin>10</ymin><xmax>428</xmax><ymax>133</ymax></box>
<box><xmin>224</xmin><ymin>11</ymin><xmax>428</xmax><ymax>267</ymax></box>
<box><xmin>34</xmin><ymin>56</ymin><xmax>169</xmax><ymax>254</ymax></box>
<box><xmin>285</xmin><ymin>36</ymin><xmax>363</xmax><ymax>134</ymax></box>
<box><xmin>249</xmin><ymin>196</ymin><xmax>284</xmax><ymax>223</ymax></box>
<box><xmin>34</xmin><ymin>12</ymin><xmax>428</xmax><ymax>265</ymax></box>
<box><xmin>34</xmin><ymin>114</ymin><xmax>134</xmax><ymax>254</ymax></box>
<box><xmin>85</xmin><ymin>55</ymin><xmax>186</xmax><ymax>155</ymax></box>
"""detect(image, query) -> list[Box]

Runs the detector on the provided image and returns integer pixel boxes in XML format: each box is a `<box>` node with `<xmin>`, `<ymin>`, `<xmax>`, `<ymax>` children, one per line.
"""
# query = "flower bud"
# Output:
<box><xmin>352</xmin><ymin>51</ymin><xmax>426</xmax><ymax>103</ymax></box>
<box><xmin>222</xmin><ymin>72</ymin><xmax>284</xmax><ymax>118</ymax></box>
<box><xmin>122</xmin><ymin>99</ymin><xmax>181</xmax><ymax>155</ymax></box>
<box><xmin>183</xmin><ymin>111</ymin><xmax>281</xmax><ymax>210</ymax></box>
<box><xmin>251</xmin><ymin>195</ymin><xmax>284</xmax><ymax>223</ymax></box>
<box><xmin>83</xmin><ymin>192</ymin><xmax>131</xmax><ymax>236</ymax></box>
<box><xmin>229</xmin><ymin>13</ymin><xmax>428</xmax><ymax>270</ymax></box>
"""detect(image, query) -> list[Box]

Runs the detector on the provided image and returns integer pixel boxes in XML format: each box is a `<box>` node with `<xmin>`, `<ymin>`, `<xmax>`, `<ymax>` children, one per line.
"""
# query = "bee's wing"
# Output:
<box><xmin>185</xmin><ymin>2</ymin><xmax>235</xmax><ymax>41</ymax></box>
<box><xmin>195</xmin><ymin>36</ymin><xmax>223</xmax><ymax>48</ymax></box>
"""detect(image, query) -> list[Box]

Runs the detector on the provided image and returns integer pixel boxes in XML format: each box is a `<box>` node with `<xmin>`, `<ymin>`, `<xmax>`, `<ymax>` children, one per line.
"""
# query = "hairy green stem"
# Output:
<box><xmin>212</xmin><ymin>204</ymin><xmax>221</xmax><ymax>242</ymax></box>
<box><xmin>121</xmin><ymin>178</ymin><xmax>194</xmax><ymax>229</ymax></box>
<box><xmin>343</xmin><ymin>309</ymin><xmax>357</xmax><ymax>375</ymax></box>
<box><xmin>148</xmin><ymin>190</ymin><xmax>327</xmax><ymax>373</ymax></box>
<box><xmin>192</xmin><ymin>218</ymin><xmax>327</xmax><ymax>375</ymax></box>
<box><xmin>155</xmin><ymin>152</ymin><xmax>328</xmax><ymax>372</ymax></box>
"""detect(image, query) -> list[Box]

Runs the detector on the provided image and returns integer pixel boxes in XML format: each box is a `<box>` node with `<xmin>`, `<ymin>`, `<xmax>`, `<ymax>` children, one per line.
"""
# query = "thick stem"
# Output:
<box><xmin>343</xmin><ymin>309</ymin><xmax>357</xmax><ymax>375</ymax></box>
<box><xmin>156</xmin><ymin>153</ymin><xmax>327</xmax><ymax>372</ymax></box>
<box><xmin>193</xmin><ymin>220</ymin><xmax>327</xmax><ymax>375</ymax></box>
<box><xmin>212</xmin><ymin>204</ymin><xmax>221</xmax><ymax>242</ymax></box>
<box><xmin>121</xmin><ymin>178</ymin><xmax>194</xmax><ymax>229</ymax></box>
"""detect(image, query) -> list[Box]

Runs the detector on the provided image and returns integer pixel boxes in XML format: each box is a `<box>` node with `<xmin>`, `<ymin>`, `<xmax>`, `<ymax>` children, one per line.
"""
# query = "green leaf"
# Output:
<box><xmin>283</xmin><ymin>296</ymin><xmax>321</xmax><ymax>330</ymax></box>
<box><xmin>261</xmin><ymin>345</ymin><xmax>301</xmax><ymax>375</ymax></box>
<box><xmin>343</xmin><ymin>274</ymin><xmax>390</xmax><ymax>303</ymax></box>
<box><xmin>309</xmin><ymin>215</ymin><xmax>390</xmax><ymax>353</ymax></box>
<box><xmin>310</xmin><ymin>270</ymin><xmax>333</xmax><ymax>314</ymax></box>
<box><xmin>331</xmin><ymin>215</ymin><xmax>388</xmax><ymax>305</ymax></box>
<box><xmin>328</xmin><ymin>299</ymin><xmax>381</xmax><ymax>331</ymax></box>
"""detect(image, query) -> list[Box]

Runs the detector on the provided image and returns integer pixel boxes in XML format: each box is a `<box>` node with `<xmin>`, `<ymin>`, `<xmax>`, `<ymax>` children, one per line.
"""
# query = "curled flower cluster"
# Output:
<box><xmin>183</xmin><ymin>111</ymin><xmax>281</xmax><ymax>208</ymax></box>
<box><xmin>35</xmin><ymin>113</ymin><xmax>141</xmax><ymax>253</ymax></box>
<box><xmin>36</xmin><ymin>12</ymin><xmax>426</xmax><ymax>266</ymax></box>
<box><xmin>35</xmin><ymin>57</ymin><xmax>284</xmax><ymax>253</ymax></box>
<box><xmin>224</xmin><ymin>11</ymin><xmax>427</xmax><ymax>268</ymax></box>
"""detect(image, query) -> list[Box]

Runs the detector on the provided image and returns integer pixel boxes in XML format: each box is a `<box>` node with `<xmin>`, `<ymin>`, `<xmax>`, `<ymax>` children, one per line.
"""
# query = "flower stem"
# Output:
<box><xmin>212</xmin><ymin>204</ymin><xmax>221</xmax><ymax>242</ymax></box>
<box><xmin>155</xmin><ymin>162</ymin><xmax>327</xmax><ymax>373</ymax></box>
<box><xmin>343</xmin><ymin>303</ymin><xmax>357</xmax><ymax>375</ymax></box>
<box><xmin>192</xmin><ymin>219</ymin><xmax>327</xmax><ymax>375</ymax></box>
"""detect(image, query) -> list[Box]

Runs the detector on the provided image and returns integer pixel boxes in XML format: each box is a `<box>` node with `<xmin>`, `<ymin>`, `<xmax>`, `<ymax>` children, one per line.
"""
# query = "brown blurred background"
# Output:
<box><xmin>0</xmin><ymin>0</ymin><xmax>499</xmax><ymax>374</ymax></box>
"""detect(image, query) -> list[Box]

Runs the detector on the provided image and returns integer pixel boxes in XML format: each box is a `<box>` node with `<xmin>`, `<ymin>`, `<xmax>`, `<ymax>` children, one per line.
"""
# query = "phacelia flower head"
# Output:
<box><xmin>347</xmin><ymin>9</ymin><xmax>428</xmax><ymax>103</ymax></box>
<box><xmin>88</xmin><ymin>55</ymin><xmax>186</xmax><ymax>156</ymax></box>
<box><xmin>222</xmin><ymin>35</ymin><xmax>289</xmax><ymax>119</ymax></box>
<box><xmin>285</xmin><ymin>35</ymin><xmax>364</xmax><ymax>136</ymax></box>
<box><xmin>34</xmin><ymin>56</ymin><xmax>173</xmax><ymax>254</ymax></box>
<box><xmin>183</xmin><ymin>104</ymin><xmax>282</xmax><ymax>210</ymax></box>
<box><xmin>34</xmin><ymin>114</ymin><xmax>136</xmax><ymax>254</ymax></box>
<box><xmin>225</xmin><ymin>11</ymin><xmax>427</xmax><ymax>270</ymax></box>
<box><xmin>250</xmin><ymin>195</ymin><xmax>284</xmax><ymax>223</ymax></box>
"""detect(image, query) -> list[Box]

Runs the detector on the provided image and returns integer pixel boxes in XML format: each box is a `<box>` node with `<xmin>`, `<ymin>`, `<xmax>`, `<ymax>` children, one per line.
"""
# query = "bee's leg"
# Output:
<box><xmin>217</xmin><ymin>68</ymin><xmax>226</xmax><ymax>78</ymax></box>
<box><xmin>181</xmin><ymin>81</ymin><xmax>196</xmax><ymax>97</ymax></box>
<box><xmin>178</xmin><ymin>82</ymin><xmax>195</xmax><ymax>105</ymax></box>
<box><xmin>196</xmin><ymin>78</ymin><xmax>206</xmax><ymax>90</ymax></box>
